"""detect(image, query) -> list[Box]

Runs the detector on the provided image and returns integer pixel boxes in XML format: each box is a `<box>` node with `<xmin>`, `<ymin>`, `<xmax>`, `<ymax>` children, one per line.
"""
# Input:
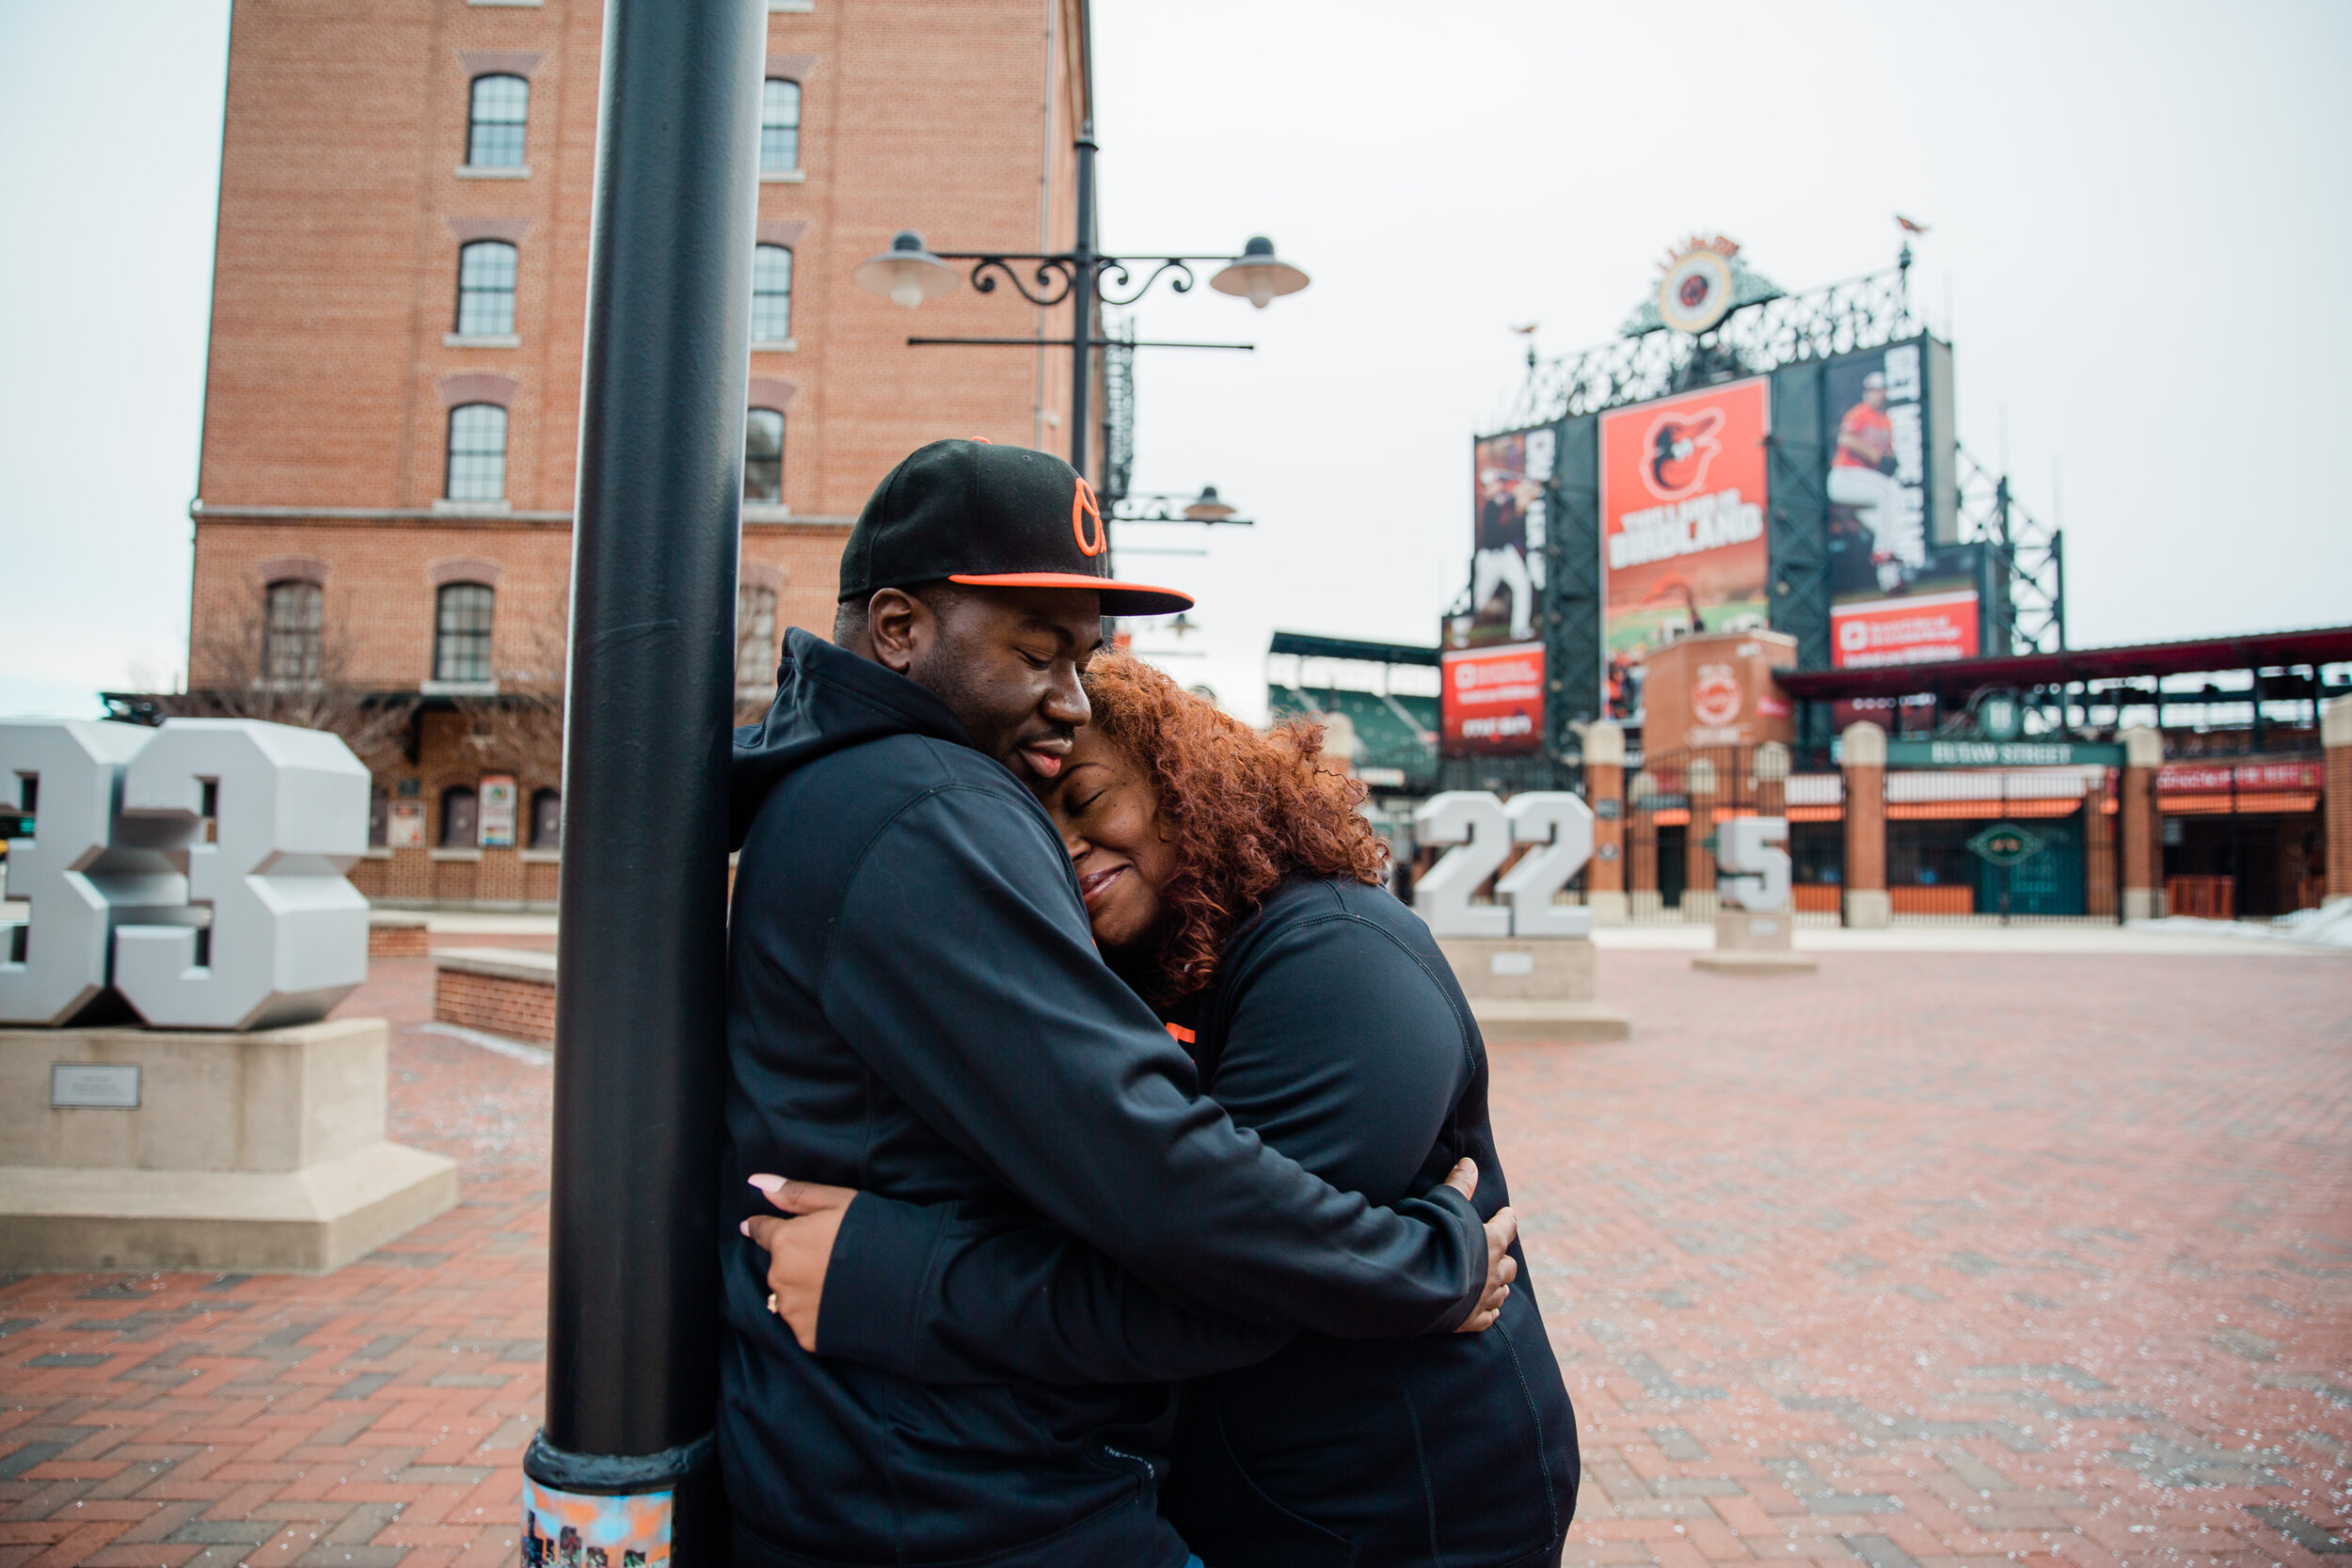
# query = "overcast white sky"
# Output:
<box><xmin>4</xmin><ymin>0</ymin><xmax>2348</xmax><ymax>720</ymax></box>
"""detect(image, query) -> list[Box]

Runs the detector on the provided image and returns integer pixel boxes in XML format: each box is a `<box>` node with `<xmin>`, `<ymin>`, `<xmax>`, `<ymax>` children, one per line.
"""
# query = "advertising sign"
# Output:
<box><xmin>1456</xmin><ymin>427</ymin><xmax>1553</xmax><ymax>648</ymax></box>
<box><xmin>2157</xmin><ymin>762</ymin><xmax>2321</xmax><ymax>794</ymax></box>
<box><xmin>479</xmin><ymin>774</ymin><xmax>518</xmax><ymax>848</ymax></box>
<box><xmin>1830</xmin><ymin>586</ymin><xmax>1981</xmax><ymax>668</ymax></box>
<box><xmin>1440</xmin><ymin>641</ymin><xmax>1545</xmax><ymax>755</ymax></box>
<box><xmin>1597</xmin><ymin>377</ymin><xmax>1770</xmax><ymax>719</ymax></box>
<box><xmin>388</xmin><ymin>800</ymin><xmax>426</xmax><ymax>849</ymax></box>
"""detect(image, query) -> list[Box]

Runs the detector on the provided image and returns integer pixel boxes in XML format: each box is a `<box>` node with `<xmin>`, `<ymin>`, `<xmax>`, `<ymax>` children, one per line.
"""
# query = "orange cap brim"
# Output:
<box><xmin>947</xmin><ymin>572</ymin><xmax>1194</xmax><ymax>615</ymax></box>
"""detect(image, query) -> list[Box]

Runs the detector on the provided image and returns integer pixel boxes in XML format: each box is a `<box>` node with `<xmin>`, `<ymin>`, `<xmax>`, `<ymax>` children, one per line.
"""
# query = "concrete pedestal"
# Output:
<box><xmin>1437</xmin><ymin>938</ymin><xmax>1629</xmax><ymax>1041</ymax></box>
<box><xmin>0</xmin><ymin>1018</ymin><xmax>458</xmax><ymax>1273</ymax></box>
<box><xmin>1693</xmin><ymin>910</ymin><xmax>1818</xmax><ymax>974</ymax></box>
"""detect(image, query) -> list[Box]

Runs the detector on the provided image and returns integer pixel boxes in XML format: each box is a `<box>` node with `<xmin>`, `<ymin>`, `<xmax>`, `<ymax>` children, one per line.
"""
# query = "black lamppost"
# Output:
<box><xmin>527</xmin><ymin>0</ymin><xmax>762</xmax><ymax>1562</ymax></box>
<box><xmin>851</xmin><ymin>121</ymin><xmax>1309</xmax><ymax>484</ymax></box>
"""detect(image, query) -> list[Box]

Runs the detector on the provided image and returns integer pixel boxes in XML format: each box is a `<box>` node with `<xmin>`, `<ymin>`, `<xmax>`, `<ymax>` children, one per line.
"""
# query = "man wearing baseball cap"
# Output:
<box><xmin>721</xmin><ymin>439</ymin><xmax>1510</xmax><ymax>1567</ymax></box>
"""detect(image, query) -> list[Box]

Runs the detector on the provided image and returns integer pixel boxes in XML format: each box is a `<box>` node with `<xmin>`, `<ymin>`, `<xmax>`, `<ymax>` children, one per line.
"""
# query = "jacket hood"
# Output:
<box><xmin>730</xmin><ymin>626</ymin><xmax>972</xmax><ymax>848</ymax></box>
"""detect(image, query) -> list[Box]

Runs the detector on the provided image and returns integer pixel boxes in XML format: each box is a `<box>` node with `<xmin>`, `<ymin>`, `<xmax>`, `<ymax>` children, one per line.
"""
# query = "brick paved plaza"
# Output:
<box><xmin>0</xmin><ymin>942</ymin><xmax>2344</xmax><ymax>1568</ymax></box>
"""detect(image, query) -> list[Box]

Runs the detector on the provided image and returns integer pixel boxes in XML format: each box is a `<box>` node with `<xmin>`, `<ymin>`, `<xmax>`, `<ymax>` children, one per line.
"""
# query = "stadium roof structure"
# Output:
<box><xmin>1266</xmin><ymin>631</ymin><xmax>1439</xmax><ymax>668</ymax></box>
<box><xmin>1775</xmin><ymin>625</ymin><xmax>2352</xmax><ymax>704</ymax></box>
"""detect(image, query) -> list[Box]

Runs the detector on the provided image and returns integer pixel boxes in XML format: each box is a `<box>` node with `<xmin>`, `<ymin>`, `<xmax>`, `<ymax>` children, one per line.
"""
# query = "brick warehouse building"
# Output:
<box><xmin>170</xmin><ymin>0</ymin><xmax>1091</xmax><ymax>908</ymax></box>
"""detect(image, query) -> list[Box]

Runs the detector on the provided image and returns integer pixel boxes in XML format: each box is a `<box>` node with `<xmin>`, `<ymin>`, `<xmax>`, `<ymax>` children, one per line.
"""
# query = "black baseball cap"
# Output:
<box><xmin>838</xmin><ymin>439</ymin><xmax>1194</xmax><ymax>616</ymax></box>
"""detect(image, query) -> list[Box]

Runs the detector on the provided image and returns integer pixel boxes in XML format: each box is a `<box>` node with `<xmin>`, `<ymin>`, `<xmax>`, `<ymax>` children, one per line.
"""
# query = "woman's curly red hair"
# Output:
<box><xmin>1080</xmin><ymin>654</ymin><xmax>1388</xmax><ymax>1005</ymax></box>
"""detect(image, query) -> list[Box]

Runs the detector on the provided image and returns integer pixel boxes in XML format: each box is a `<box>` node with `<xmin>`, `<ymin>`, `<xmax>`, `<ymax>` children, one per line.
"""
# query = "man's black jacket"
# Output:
<box><xmin>813</xmin><ymin>878</ymin><xmax>1580</xmax><ymax>1567</ymax></box>
<box><xmin>722</xmin><ymin>630</ymin><xmax>1488</xmax><ymax>1568</ymax></box>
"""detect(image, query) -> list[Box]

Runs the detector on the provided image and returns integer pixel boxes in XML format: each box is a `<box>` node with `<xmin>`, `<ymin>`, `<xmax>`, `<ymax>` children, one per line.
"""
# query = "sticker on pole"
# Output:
<box><xmin>1965</xmin><ymin>822</ymin><xmax>2043</xmax><ymax>867</ymax></box>
<box><xmin>523</xmin><ymin>1478</ymin><xmax>671</xmax><ymax>1568</ymax></box>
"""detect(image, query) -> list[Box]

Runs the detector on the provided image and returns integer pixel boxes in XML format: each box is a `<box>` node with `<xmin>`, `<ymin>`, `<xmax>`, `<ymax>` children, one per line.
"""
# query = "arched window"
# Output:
<box><xmin>468</xmin><ymin>74</ymin><xmax>529</xmax><ymax>167</ymax></box>
<box><xmin>759</xmin><ymin>78</ymin><xmax>801</xmax><ymax>173</ymax></box>
<box><xmin>751</xmin><ymin>245</ymin><xmax>792</xmax><ymax>342</ymax></box>
<box><xmin>455</xmin><ymin>241</ymin><xmax>517</xmax><ymax>336</ymax></box>
<box><xmin>262</xmin><ymin>578</ymin><xmax>324</xmax><ymax>683</ymax></box>
<box><xmin>530</xmin><ymin>787</ymin><xmax>562</xmax><ymax>849</ymax></box>
<box><xmin>737</xmin><ymin>583</ymin><xmax>779</xmax><ymax>693</ymax></box>
<box><xmin>445</xmin><ymin>404</ymin><xmax>508</xmax><ymax>501</ymax></box>
<box><xmin>434</xmin><ymin>582</ymin><xmax>495</xmax><ymax>683</ymax></box>
<box><xmin>440</xmin><ymin>784</ymin><xmax>479</xmax><ymax>847</ymax></box>
<box><xmin>744</xmin><ymin>408</ymin><xmax>785</xmax><ymax>503</ymax></box>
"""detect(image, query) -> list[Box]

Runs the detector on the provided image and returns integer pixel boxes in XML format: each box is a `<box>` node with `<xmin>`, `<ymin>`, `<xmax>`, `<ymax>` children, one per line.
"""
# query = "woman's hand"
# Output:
<box><xmin>1441</xmin><ymin>1158</ymin><xmax>1518</xmax><ymax>1334</ymax></box>
<box><xmin>741</xmin><ymin>1175</ymin><xmax>860</xmax><ymax>1352</ymax></box>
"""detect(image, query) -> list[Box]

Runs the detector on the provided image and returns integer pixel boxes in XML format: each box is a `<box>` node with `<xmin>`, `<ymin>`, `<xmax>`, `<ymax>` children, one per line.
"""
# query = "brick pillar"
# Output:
<box><xmin>2327</xmin><ymin>697</ymin><xmax>2352</xmax><ymax>902</ymax></box>
<box><xmin>1628</xmin><ymin>771</ymin><xmax>1660</xmax><ymax>917</ymax></box>
<box><xmin>2083</xmin><ymin>771</ymin><xmax>2117</xmax><ymax>919</ymax></box>
<box><xmin>1685</xmin><ymin>756</ymin><xmax>1719</xmax><ymax>918</ymax></box>
<box><xmin>1754</xmin><ymin>741</ymin><xmax>1790</xmax><ymax>818</ymax></box>
<box><xmin>2120</xmin><ymin>724</ymin><xmax>2164</xmax><ymax>920</ymax></box>
<box><xmin>1583</xmin><ymin>720</ymin><xmax>1628</xmax><ymax>926</ymax></box>
<box><xmin>1842</xmin><ymin>721</ymin><xmax>1888</xmax><ymax>927</ymax></box>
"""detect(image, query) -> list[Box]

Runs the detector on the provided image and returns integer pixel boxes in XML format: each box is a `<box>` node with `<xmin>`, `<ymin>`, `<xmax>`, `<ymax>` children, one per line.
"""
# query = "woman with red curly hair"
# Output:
<box><xmin>760</xmin><ymin>657</ymin><xmax>1578</xmax><ymax>1567</ymax></box>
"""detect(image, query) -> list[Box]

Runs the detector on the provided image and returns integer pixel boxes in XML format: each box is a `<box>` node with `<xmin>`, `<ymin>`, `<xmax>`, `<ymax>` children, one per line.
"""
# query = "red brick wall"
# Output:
<box><xmin>366</xmin><ymin>923</ymin><xmax>430</xmax><ymax>958</ymax></box>
<box><xmin>190</xmin><ymin>0</ymin><xmax>1089</xmax><ymax>791</ymax></box>
<box><xmin>435</xmin><ymin>968</ymin><xmax>556</xmax><ymax>1044</ymax></box>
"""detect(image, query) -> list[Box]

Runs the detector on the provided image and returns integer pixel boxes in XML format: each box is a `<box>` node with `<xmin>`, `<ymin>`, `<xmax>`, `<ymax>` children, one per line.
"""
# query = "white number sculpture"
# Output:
<box><xmin>1717</xmin><ymin>816</ymin><xmax>1792</xmax><ymax>913</ymax></box>
<box><xmin>1411</xmin><ymin>792</ymin><xmax>1512</xmax><ymax>938</ymax></box>
<box><xmin>1497</xmin><ymin>793</ymin><xmax>1595</xmax><ymax>939</ymax></box>
<box><xmin>1413</xmin><ymin>790</ymin><xmax>1597</xmax><ymax>939</ymax></box>
<box><xmin>0</xmin><ymin>719</ymin><xmax>369</xmax><ymax>1031</ymax></box>
<box><xmin>0</xmin><ymin>721</ymin><xmax>187</xmax><ymax>1025</ymax></box>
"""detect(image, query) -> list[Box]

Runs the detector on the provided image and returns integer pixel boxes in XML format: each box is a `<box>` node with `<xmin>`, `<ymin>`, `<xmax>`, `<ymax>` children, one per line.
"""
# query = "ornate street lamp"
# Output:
<box><xmin>1110</xmin><ymin>485</ymin><xmax>1252</xmax><ymax>527</ymax></box>
<box><xmin>854</xmin><ymin>123</ymin><xmax>1309</xmax><ymax>484</ymax></box>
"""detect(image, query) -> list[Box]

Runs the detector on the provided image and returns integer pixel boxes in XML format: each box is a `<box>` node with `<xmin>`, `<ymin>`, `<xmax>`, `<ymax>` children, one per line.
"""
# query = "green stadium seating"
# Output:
<box><xmin>1265</xmin><ymin>685</ymin><xmax>1438</xmax><ymax>786</ymax></box>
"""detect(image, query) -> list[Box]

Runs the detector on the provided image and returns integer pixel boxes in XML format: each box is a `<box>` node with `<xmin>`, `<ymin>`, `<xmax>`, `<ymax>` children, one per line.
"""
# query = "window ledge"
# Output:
<box><xmin>759</xmin><ymin>168</ymin><xmax>806</xmax><ymax>184</ymax></box>
<box><xmin>468</xmin><ymin>0</ymin><xmax>542</xmax><ymax>8</ymax></box>
<box><xmin>434</xmin><ymin>499</ymin><xmax>511</xmax><ymax>516</ymax></box>
<box><xmin>363</xmin><ymin>847</ymin><xmax>394</xmax><ymax>861</ymax></box>
<box><xmin>750</xmin><ymin>338</ymin><xmax>797</xmax><ymax>354</ymax></box>
<box><xmin>769</xmin><ymin>0</ymin><xmax>814</xmax><ymax>10</ymax></box>
<box><xmin>519</xmin><ymin>847</ymin><xmax>563</xmax><ymax>863</ymax></box>
<box><xmin>741</xmin><ymin>503</ymin><xmax>791</xmax><ymax>522</ymax></box>
<box><xmin>421</xmin><ymin>679</ymin><xmax>501</xmax><ymax>697</ymax></box>
<box><xmin>444</xmin><ymin>333</ymin><xmax>520</xmax><ymax>349</ymax></box>
<box><xmin>455</xmin><ymin>165</ymin><xmax>532</xmax><ymax>180</ymax></box>
<box><xmin>430</xmin><ymin>847</ymin><xmax>485</xmax><ymax>862</ymax></box>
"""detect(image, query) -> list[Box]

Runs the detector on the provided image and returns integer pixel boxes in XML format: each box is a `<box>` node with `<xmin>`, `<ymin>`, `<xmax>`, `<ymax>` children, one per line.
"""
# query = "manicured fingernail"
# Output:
<box><xmin>748</xmin><ymin>1174</ymin><xmax>784</xmax><ymax>1194</ymax></box>
<box><xmin>738</xmin><ymin>1219</ymin><xmax>749</xmax><ymax>1236</ymax></box>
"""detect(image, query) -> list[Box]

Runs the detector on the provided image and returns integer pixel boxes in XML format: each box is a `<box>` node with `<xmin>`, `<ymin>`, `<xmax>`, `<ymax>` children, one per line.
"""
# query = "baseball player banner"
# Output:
<box><xmin>1821</xmin><ymin>335</ymin><xmax>1968</xmax><ymax>666</ymax></box>
<box><xmin>1460</xmin><ymin>427</ymin><xmax>1552</xmax><ymax>648</ymax></box>
<box><xmin>1597</xmin><ymin>377</ymin><xmax>1771</xmax><ymax>719</ymax></box>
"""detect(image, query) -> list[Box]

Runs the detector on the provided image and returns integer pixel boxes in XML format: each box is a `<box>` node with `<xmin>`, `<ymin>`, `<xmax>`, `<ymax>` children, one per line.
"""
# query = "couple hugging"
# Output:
<box><xmin>722</xmin><ymin>439</ymin><xmax>1578</xmax><ymax>1568</ymax></box>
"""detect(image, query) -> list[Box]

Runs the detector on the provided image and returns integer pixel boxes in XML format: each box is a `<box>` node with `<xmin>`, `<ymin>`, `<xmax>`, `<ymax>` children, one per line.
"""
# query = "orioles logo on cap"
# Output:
<box><xmin>1072</xmin><ymin>476</ymin><xmax>1106</xmax><ymax>557</ymax></box>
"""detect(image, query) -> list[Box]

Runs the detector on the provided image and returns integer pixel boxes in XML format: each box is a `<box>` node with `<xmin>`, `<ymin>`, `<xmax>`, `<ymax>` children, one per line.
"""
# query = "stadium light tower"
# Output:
<box><xmin>853</xmin><ymin>124</ymin><xmax>1308</xmax><ymax>484</ymax></box>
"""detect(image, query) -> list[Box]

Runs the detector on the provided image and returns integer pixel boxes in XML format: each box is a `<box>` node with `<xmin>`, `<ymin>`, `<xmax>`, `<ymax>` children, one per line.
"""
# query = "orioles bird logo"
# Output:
<box><xmin>1071</xmin><ymin>476</ymin><xmax>1105</xmax><ymax>556</ymax></box>
<box><xmin>1642</xmin><ymin>408</ymin><xmax>1724</xmax><ymax>500</ymax></box>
